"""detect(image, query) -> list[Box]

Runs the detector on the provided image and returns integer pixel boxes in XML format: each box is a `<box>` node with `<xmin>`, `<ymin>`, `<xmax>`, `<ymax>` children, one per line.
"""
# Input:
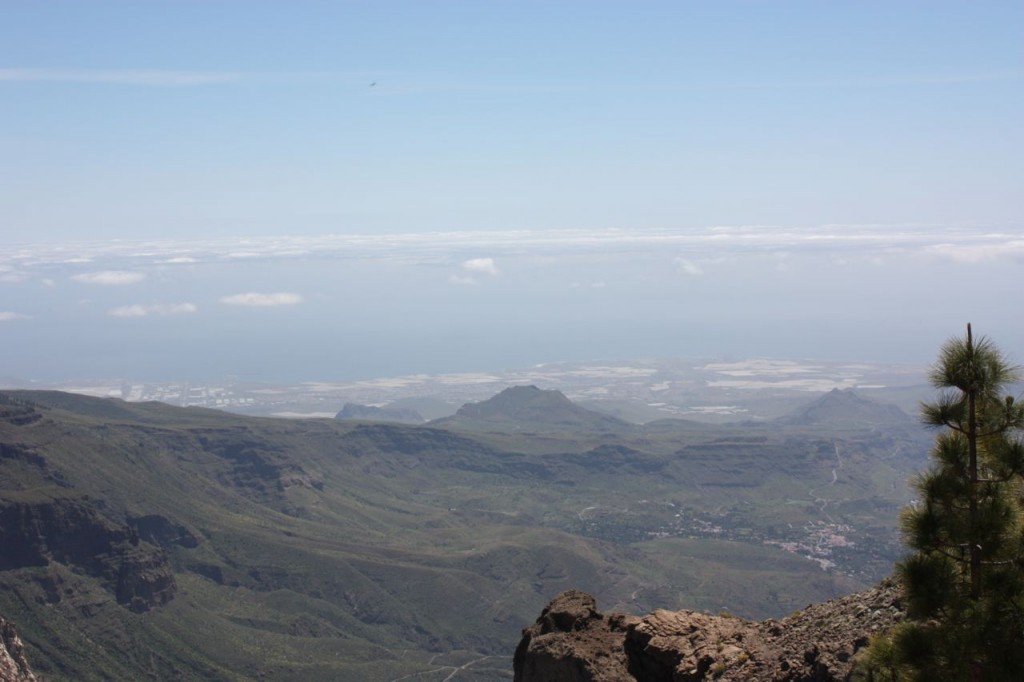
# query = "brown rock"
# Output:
<box><xmin>514</xmin><ymin>590</ymin><xmax>637</xmax><ymax>682</ymax></box>
<box><xmin>515</xmin><ymin>580</ymin><xmax>903</xmax><ymax>682</ymax></box>
<box><xmin>0</xmin><ymin>616</ymin><xmax>37</xmax><ymax>682</ymax></box>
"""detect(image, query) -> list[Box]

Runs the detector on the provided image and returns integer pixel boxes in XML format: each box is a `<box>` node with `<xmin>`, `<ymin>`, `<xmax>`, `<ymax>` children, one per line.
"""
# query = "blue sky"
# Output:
<box><xmin>1</xmin><ymin>2</ymin><xmax>1022</xmax><ymax>382</ymax></box>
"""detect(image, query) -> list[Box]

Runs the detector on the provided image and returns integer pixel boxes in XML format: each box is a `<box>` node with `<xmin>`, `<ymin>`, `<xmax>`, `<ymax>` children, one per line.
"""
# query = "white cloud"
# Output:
<box><xmin>0</xmin><ymin>311</ymin><xmax>30</xmax><ymax>321</ymax></box>
<box><xmin>158</xmin><ymin>257</ymin><xmax>197</xmax><ymax>264</ymax></box>
<box><xmin>673</xmin><ymin>258</ymin><xmax>704</xmax><ymax>276</ymax></box>
<box><xmin>220</xmin><ymin>292</ymin><xmax>304</xmax><ymax>307</ymax></box>
<box><xmin>72</xmin><ymin>270</ymin><xmax>146</xmax><ymax>285</ymax></box>
<box><xmin>109</xmin><ymin>303</ymin><xmax>198</xmax><ymax>318</ymax></box>
<box><xmin>462</xmin><ymin>257</ymin><xmax>499</xmax><ymax>276</ymax></box>
<box><xmin>926</xmin><ymin>240</ymin><xmax>1024</xmax><ymax>264</ymax></box>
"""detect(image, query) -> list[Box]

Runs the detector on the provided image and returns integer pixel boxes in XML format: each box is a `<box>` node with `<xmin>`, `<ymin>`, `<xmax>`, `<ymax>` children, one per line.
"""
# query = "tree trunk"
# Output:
<box><xmin>967</xmin><ymin>323</ymin><xmax>981</xmax><ymax>602</ymax></box>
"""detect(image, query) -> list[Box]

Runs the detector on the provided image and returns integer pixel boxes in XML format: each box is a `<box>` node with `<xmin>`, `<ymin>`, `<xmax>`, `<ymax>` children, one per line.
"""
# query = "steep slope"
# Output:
<box><xmin>0</xmin><ymin>392</ymin><xmax>560</xmax><ymax>679</ymax></box>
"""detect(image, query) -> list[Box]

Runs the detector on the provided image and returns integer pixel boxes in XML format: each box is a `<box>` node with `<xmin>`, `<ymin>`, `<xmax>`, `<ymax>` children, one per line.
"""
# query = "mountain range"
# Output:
<box><xmin>0</xmin><ymin>386</ymin><xmax>929</xmax><ymax>680</ymax></box>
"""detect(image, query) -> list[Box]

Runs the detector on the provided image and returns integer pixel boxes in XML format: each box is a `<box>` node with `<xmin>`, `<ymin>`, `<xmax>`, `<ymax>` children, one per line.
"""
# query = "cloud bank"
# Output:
<box><xmin>220</xmin><ymin>292</ymin><xmax>304</xmax><ymax>307</ymax></box>
<box><xmin>3</xmin><ymin>226</ymin><xmax>1021</xmax><ymax>291</ymax></box>
<box><xmin>1</xmin><ymin>225</ymin><xmax>1016</xmax><ymax>270</ymax></box>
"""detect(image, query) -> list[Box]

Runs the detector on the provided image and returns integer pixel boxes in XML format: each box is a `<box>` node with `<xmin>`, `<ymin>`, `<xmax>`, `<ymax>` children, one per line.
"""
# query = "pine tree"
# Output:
<box><xmin>899</xmin><ymin>324</ymin><xmax>1024</xmax><ymax>680</ymax></box>
<box><xmin>857</xmin><ymin>324</ymin><xmax>1024</xmax><ymax>681</ymax></box>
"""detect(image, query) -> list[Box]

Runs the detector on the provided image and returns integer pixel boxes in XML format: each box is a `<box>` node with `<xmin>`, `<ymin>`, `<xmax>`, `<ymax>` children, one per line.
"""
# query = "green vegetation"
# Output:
<box><xmin>0</xmin><ymin>386</ymin><xmax>930</xmax><ymax>680</ymax></box>
<box><xmin>856</xmin><ymin>326</ymin><xmax>1024</xmax><ymax>681</ymax></box>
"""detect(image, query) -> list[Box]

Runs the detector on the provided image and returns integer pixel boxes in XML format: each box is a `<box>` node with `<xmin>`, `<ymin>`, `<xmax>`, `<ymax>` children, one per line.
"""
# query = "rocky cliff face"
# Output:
<box><xmin>0</xmin><ymin>498</ymin><xmax>176</xmax><ymax>613</ymax></box>
<box><xmin>0</xmin><ymin>616</ymin><xmax>37</xmax><ymax>682</ymax></box>
<box><xmin>515</xmin><ymin>581</ymin><xmax>902</xmax><ymax>682</ymax></box>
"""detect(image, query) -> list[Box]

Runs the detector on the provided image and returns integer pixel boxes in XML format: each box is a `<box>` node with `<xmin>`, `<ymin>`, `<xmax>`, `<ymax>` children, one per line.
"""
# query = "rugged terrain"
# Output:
<box><xmin>515</xmin><ymin>581</ymin><xmax>903</xmax><ymax>681</ymax></box>
<box><xmin>0</xmin><ymin>617</ymin><xmax>37</xmax><ymax>682</ymax></box>
<box><xmin>0</xmin><ymin>386</ymin><xmax>928</xmax><ymax>680</ymax></box>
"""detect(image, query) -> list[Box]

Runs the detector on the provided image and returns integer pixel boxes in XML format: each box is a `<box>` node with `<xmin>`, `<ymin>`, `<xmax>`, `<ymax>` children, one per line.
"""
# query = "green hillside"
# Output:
<box><xmin>0</xmin><ymin>389</ymin><xmax>929</xmax><ymax>680</ymax></box>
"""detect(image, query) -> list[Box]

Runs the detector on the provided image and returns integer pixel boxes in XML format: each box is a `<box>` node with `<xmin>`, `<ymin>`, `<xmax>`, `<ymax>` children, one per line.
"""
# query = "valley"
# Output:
<box><xmin>0</xmin><ymin>383</ymin><xmax>931</xmax><ymax>680</ymax></box>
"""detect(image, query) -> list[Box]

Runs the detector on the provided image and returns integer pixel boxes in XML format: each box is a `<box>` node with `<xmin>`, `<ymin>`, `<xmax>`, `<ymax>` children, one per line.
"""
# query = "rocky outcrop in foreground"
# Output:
<box><xmin>0</xmin><ymin>617</ymin><xmax>36</xmax><ymax>682</ymax></box>
<box><xmin>514</xmin><ymin>581</ymin><xmax>902</xmax><ymax>681</ymax></box>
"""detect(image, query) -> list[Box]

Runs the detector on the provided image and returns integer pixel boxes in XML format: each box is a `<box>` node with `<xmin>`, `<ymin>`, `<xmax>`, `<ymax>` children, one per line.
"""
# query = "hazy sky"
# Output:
<box><xmin>1</xmin><ymin>2</ymin><xmax>1022</xmax><ymax>382</ymax></box>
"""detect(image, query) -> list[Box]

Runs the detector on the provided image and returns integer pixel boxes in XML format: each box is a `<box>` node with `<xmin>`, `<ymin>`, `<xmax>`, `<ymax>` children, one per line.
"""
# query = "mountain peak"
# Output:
<box><xmin>781</xmin><ymin>388</ymin><xmax>911</xmax><ymax>427</ymax></box>
<box><xmin>437</xmin><ymin>385</ymin><xmax>631</xmax><ymax>433</ymax></box>
<box><xmin>457</xmin><ymin>386</ymin><xmax>570</xmax><ymax>414</ymax></box>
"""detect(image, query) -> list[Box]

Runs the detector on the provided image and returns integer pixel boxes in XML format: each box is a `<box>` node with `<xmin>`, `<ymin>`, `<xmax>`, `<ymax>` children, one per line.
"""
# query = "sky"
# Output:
<box><xmin>1</xmin><ymin>2</ymin><xmax>1022</xmax><ymax>383</ymax></box>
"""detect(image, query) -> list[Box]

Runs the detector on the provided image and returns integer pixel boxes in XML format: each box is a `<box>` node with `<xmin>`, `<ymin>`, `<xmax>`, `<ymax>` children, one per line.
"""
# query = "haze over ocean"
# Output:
<box><xmin>2</xmin><ymin>3</ymin><xmax>1021</xmax><ymax>382</ymax></box>
<box><xmin>2</xmin><ymin>226</ymin><xmax>1021</xmax><ymax>382</ymax></box>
